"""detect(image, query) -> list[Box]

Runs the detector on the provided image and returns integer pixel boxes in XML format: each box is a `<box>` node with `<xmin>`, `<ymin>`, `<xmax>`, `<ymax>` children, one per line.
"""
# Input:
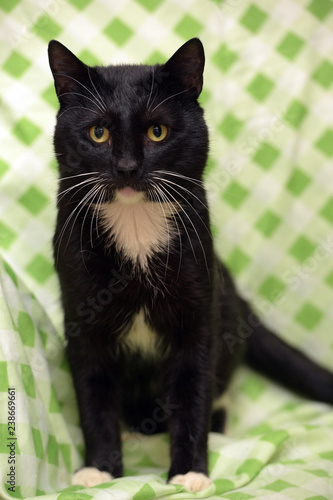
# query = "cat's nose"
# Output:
<box><xmin>116</xmin><ymin>158</ymin><xmax>139</xmax><ymax>177</ymax></box>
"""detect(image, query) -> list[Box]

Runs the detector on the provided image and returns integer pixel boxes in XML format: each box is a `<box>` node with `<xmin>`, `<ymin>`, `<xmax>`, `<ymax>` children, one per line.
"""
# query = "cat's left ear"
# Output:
<box><xmin>48</xmin><ymin>40</ymin><xmax>90</xmax><ymax>103</ymax></box>
<box><xmin>163</xmin><ymin>38</ymin><xmax>205</xmax><ymax>99</ymax></box>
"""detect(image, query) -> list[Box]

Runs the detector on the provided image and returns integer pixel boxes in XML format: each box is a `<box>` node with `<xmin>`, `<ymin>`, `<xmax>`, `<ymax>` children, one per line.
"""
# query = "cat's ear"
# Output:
<box><xmin>48</xmin><ymin>40</ymin><xmax>89</xmax><ymax>102</ymax></box>
<box><xmin>163</xmin><ymin>38</ymin><xmax>205</xmax><ymax>99</ymax></box>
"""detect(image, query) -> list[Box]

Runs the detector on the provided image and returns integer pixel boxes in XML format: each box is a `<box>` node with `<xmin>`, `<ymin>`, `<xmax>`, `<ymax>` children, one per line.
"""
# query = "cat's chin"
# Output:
<box><xmin>116</xmin><ymin>187</ymin><xmax>144</xmax><ymax>204</ymax></box>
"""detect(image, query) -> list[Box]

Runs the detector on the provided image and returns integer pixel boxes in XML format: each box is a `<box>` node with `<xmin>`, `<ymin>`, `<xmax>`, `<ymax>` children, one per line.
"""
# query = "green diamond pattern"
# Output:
<box><xmin>284</xmin><ymin>100</ymin><xmax>308</xmax><ymax>128</ymax></box>
<box><xmin>286</xmin><ymin>168</ymin><xmax>311</xmax><ymax>195</ymax></box>
<box><xmin>315</xmin><ymin>129</ymin><xmax>333</xmax><ymax>157</ymax></box>
<box><xmin>13</xmin><ymin>118</ymin><xmax>42</xmax><ymax>146</ymax></box>
<box><xmin>277</xmin><ymin>32</ymin><xmax>304</xmax><ymax>60</ymax></box>
<box><xmin>240</xmin><ymin>4</ymin><xmax>268</xmax><ymax>33</ymax></box>
<box><xmin>79</xmin><ymin>49</ymin><xmax>103</xmax><ymax>66</ymax></box>
<box><xmin>104</xmin><ymin>19</ymin><xmax>134</xmax><ymax>46</ymax></box>
<box><xmin>26</xmin><ymin>255</ymin><xmax>54</xmax><ymax>284</ymax></box>
<box><xmin>226</xmin><ymin>247</ymin><xmax>251</xmax><ymax>276</ymax></box>
<box><xmin>1</xmin><ymin>1</ymin><xmax>333</xmax><ymax>498</ymax></box>
<box><xmin>320</xmin><ymin>197</ymin><xmax>333</xmax><ymax>224</ymax></box>
<box><xmin>264</xmin><ymin>480</ymin><xmax>294</xmax><ymax>492</ymax></box>
<box><xmin>212</xmin><ymin>44</ymin><xmax>238</xmax><ymax>72</ymax></box>
<box><xmin>218</xmin><ymin>113</ymin><xmax>243</xmax><ymax>141</ymax></box>
<box><xmin>0</xmin><ymin>221</ymin><xmax>17</xmax><ymax>250</ymax></box>
<box><xmin>19</xmin><ymin>187</ymin><xmax>49</xmax><ymax>215</ymax></box>
<box><xmin>325</xmin><ymin>270</ymin><xmax>333</xmax><ymax>288</ymax></box>
<box><xmin>253</xmin><ymin>143</ymin><xmax>280</xmax><ymax>169</ymax></box>
<box><xmin>67</xmin><ymin>0</ymin><xmax>94</xmax><ymax>9</ymax></box>
<box><xmin>136</xmin><ymin>0</ymin><xmax>163</xmax><ymax>11</ymax></box>
<box><xmin>247</xmin><ymin>73</ymin><xmax>274</xmax><ymax>101</ymax></box>
<box><xmin>31</xmin><ymin>14</ymin><xmax>62</xmax><ymax>41</ymax></box>
<box><xmin>222</xmin><ymin>181</ymin><xmax>249</xmax><ymax>209</ymax></box>
<box><xmin>258</xmin><ymin>275</ymin><xmax>286</xmax><ymax>301</ymax></box>
<box><xmin>175</xmin><ymin>14</ymin><xmax>203</xmax><ymax>39</ymax></box>
<box><xmin>3</xmin><ymin>51</ymin><xmax>31</xmax><ymax>78</ymax></box>
<box><xmin>289</xmin><ymin>235</ymin><xmax>316</xmax><ymax>262</ymax></box>
<box><xmin>295</xmin><ymin>303</ymin><xmax>324</xmax><ymax>330</ymax></box>
<box><xmin>256</xmin><ymin>210</ymin><xmax>281</xmax><ymax>237</ymax></box>
<box><xmin>42</xmin><ymin>85</ymin><xmax>58</xmax><ymax>109</ymax></box>
<box><xmin>0</xmin><ymin>0</ymin><xmax>20</xmax><ymax>11</ymax></box>
<box><xmin>308</xmin><ymin>0</ymin><xmax>333</xmax><ymax>20</ymax></box>
<box><xmin>240</xmin><ymin>375</ymin><xmax>266</xmax><ymax>401</ymax></box>
<box><xmin>313</xmin><ymin>60</ymin><xmax>333</xmax><ymax>88</ymax></box>
<box><xmin>0</xmin><ymin>158</ymin><xmax>9</xmax><ymax>179</ymax></box>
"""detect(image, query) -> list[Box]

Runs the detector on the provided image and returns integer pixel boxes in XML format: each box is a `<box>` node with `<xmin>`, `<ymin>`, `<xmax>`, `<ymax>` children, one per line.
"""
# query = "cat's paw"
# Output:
<box><xmin>169</xmin><ymin>471</ymin><xmax>212</xmax><ymax>492</ymax></box>
<box><xmin>71</xmin><ymin>467</ymin><xmax>113</xmax><ymax>487</ymax></box>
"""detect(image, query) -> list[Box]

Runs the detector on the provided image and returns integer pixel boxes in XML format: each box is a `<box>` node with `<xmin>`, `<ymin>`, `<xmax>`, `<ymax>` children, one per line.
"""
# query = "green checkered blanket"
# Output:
<box><xmin>1</xmin><ymin>0</ymin><xmax>333</xmax><ymax>498</ymax></box>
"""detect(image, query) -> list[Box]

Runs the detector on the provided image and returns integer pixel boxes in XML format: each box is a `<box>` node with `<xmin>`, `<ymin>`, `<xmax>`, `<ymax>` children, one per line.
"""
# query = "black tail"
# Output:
<box><xmin>245</xmin><ymin>322</ymin><xmax>333</xmax><ymax>405</ymax></box>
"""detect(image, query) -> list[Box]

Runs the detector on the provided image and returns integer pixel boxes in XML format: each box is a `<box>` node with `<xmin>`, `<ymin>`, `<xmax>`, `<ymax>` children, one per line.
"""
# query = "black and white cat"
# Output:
<box><xmin>48</xmin><ymin>38</ymin><xmax>333</xmax><ymax>493</ymax></box>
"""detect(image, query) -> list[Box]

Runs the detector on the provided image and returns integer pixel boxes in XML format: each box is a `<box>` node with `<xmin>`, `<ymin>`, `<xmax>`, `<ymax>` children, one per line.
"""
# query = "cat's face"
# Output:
<box><xmin>48</xmin><ymin>39</ymin><xmax>208</xmax><ymax>203</ymax></box>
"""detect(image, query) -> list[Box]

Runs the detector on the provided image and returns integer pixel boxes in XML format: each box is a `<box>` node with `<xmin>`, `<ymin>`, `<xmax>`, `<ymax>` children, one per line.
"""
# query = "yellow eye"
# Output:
<box><xmin>89</xmin><ymin>126</ymin><xmax>110</xmax><ymax>143</ymax></box>
<box><xmin>147</xmin><ymin>124</ymin><xmax>168</xmax><ymax>142</ymax></box>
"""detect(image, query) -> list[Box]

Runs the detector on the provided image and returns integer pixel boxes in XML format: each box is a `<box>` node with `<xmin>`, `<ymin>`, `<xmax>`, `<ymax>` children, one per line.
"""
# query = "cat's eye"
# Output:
<box><xmin>89</xmin><ymin>126</ymin><xmax>110</xmax><ymax>143</ymax></box>
<box><xmin>147</xmin><ymin>125</ymin><xmax>168</xmax><ymax>142</ymax></box>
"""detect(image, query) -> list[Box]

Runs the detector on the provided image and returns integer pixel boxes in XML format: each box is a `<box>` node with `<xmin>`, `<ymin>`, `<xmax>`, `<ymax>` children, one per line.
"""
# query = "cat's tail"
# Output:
<box><xmin>243</xmin><ymin>304</ymin><xmax>333</xmax><ymax>405</ymax></box>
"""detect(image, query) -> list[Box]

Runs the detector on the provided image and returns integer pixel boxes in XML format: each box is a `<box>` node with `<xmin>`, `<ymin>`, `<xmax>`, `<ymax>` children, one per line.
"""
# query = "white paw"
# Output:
<box><xmin>71</xmin><ymin>467</ymin><xmax>113</xmax><ymax>487</ymax></box>
<box><xmin>169</xmin><ymin>471</ymin><xmax>212</xmax><ymax>492</ymax></box>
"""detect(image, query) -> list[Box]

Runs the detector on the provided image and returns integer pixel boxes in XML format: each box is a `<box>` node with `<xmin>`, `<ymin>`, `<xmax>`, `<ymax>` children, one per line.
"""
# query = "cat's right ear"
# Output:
<box><xmin>162</xmin><ymin>38</ymin><xmax>205</xmax><ymax>99</ymax></box>
<box><xmin>48</xmin><ymin>40</ymin><xmax>88</xmax><ymax>103</ymax></box>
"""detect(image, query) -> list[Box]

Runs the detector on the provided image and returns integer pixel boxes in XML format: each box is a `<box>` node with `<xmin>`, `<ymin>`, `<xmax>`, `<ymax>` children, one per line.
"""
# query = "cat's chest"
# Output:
<box><xmin>99</xmin><ymin>194</ymin><xmax>176</xmax><ymax>268</ymax></box>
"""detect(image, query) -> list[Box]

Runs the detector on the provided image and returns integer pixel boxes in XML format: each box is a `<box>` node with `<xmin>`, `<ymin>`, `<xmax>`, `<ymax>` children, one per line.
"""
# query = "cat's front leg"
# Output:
<box><xmin>66</xmin><ymin>333</ymin><xmax>123</xmax><ymax>486</ymax></box>
<box><xmin>164</xmin><ymin>336</ymin><xmax>214</xmax><ymax>492</ymax></box>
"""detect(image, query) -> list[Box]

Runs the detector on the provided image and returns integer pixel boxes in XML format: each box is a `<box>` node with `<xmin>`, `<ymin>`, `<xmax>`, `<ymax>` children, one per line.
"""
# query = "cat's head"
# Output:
<box><xmin>48</xmin><ymin>38</ymin><xmax>208</xmax><ymax>203</ymax></box>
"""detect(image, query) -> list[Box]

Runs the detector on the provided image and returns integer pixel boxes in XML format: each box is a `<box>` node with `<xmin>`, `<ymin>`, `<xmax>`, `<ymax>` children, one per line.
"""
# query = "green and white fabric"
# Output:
<box><xmin>0</xmin><ymin>0</ymin><xmax>333</xmax><ymax>498</ymax></box>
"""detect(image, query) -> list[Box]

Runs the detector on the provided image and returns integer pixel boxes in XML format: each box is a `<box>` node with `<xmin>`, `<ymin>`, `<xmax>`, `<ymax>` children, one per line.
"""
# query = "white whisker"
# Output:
<box><xmin>151</xmin><ymin>87</ymin><xmax>195</xmax><ymax>113</ymax></box>
<box><xmin>87</xmin><ymin>66</ymin><xmax>108</xmax><ymax>112</ymax></box>
<box><xmin>57</xmin><ymin>91</ymin><xmax>105</xmax><ymax>113</ymax></box>
<box><xmin>146</xmin><ymin>67</ymin><xmax>155</xmax><ymax>111</ymax></box>
<box><xmin>156</xmin><ymin>182</ymin><xmax>210</xmax><ymax>278</ymax></box>
<box><xmin>55</xmin><ymin>72</ymin><xmax>107</xmax><ymax>112</ymax></box>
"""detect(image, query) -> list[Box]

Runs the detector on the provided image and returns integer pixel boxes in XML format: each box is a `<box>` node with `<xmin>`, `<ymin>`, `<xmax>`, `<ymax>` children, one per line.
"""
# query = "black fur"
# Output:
<box><xmin>48</xmin><ymin>38</ymin><xmax>333</xmax><ymax>484</ymax></box>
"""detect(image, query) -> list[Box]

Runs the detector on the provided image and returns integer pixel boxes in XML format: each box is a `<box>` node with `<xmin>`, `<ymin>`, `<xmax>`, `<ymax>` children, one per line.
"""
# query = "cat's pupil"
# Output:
<box><xmin>153</xmin><ymin>125</ymin><xmax>162</xmax><ymax>138</ymax></box>
<box><xmin>94</xmin><ymin>126</ymin><xmax>104</xmax><ymax>139</ymax></box>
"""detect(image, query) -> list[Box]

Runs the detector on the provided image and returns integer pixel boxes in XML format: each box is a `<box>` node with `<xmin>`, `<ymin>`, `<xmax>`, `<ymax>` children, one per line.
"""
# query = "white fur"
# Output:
<box><xmin>122</xmin><ymin>309</ymin><xmax>158</xmax><ymax>356</ymax></box>
<box><xmin>169</xmin><ymin>472</ymin><xmax>212</xmax><ymax>492</ymax></box>
<box><xmin>71</xmin><ymin>467</ymin><xmax>113</xmax><ymax>487</ymax></box>
<box><xmin>99</xmin><ymin>191</ymin><xmax>176</xmax><ymax>269</ymax></box>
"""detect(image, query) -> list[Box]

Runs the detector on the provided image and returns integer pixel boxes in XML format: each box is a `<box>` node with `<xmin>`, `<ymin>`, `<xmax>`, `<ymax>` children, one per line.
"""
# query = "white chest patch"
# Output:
<box><xmin>122</xmin><ymin>309</ymin><xmax>158</xmax><ymax>356</ymax></box>
<box><xmin>99</xmin><ymin>191</ymin><xmax>176</xmax><ymax>269</ymax></box>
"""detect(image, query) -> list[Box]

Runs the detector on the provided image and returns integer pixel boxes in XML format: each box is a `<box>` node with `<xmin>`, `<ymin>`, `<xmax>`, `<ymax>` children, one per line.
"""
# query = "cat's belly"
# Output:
<box><xmin>121</xmin><ymin>309</ymin><xmax>159</xmax><ymax>357</ymax></box>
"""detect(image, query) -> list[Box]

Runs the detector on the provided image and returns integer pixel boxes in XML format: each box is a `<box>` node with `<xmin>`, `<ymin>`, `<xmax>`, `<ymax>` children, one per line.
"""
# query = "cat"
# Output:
<box><xmin>48</xmin><ymin>38</ymin><xmax>333</xmax><ymax>493</ymax></box>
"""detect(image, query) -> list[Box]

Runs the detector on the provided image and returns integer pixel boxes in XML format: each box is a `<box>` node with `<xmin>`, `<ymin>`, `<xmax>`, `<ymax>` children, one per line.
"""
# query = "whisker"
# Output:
<box><xmin>80</xmin><ymin>184</ymin><xmax>104</xmax><ymax>250</ymax></box>
<box><xmin>92</xmin><ymin>186</ymin><xmax>107</xmax><ymax>242</ymax></box>
<box><xmin>151</xmin><ymin>87</ymin><xmax>195</xmax><ymax>113</ymax></box>
<box><xmin>55</xmin><ymin>184</ymin><xmax>102</xmax><ymax>260</ymax></box>
<box><xmin>57</xmin><ymin>90</ymin><xmax>105</xmax><ymax>113</ymax></box>
<box><xmin>157</xmin><ymin>182</ymin><xmax>210</xmax><ymax>278</ymax></box>
<box><xmin>58</xmin><ymin>106</ymin><xmax>101</xmax><ymax>119</ymax></box>
<box><xmin>87</xmin><ymin>66</ymin><xmax>108</xmax><ymax>112</ymax></box>
<box><xmin>150</xmin><ymin>182</ymin><xmax>183</xmax><ymax>280</ymax></box>
<box><xmin>54</xmin><ymin>72</ymin><xmax>106</xmax><ymax>112</ymax></box>
<box><xmin>155</xmin><ymin>170</ymin><xmax>204</xmax><ymax>188</ymax></box>
<box><xmin>148</xmin><ymin>185</ymin><xmax>172</xmax><ymax>276</ymax></box>
<box><xmin>58</xmin><ymin>172</ymin><xmax>100</xmax><ymax>182</ymax></box>
<box><xmin>155</xmin><ymin>183</ymin><xmax>198</xmax><ymax>266</ymax></box>
<box><xmin>57</xmin><ymin>177</ymin><xmax>100</xmax><ymax>203</ymax></box>
<box><xmin>158</xmin><ymin>177</ymin><xmax>209</xmax><ymax>211</ymax></box>
<box><xmin>146</xmin><ymin>67</ymin><xmax>155</xmax><ymax>111</ymax></box>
